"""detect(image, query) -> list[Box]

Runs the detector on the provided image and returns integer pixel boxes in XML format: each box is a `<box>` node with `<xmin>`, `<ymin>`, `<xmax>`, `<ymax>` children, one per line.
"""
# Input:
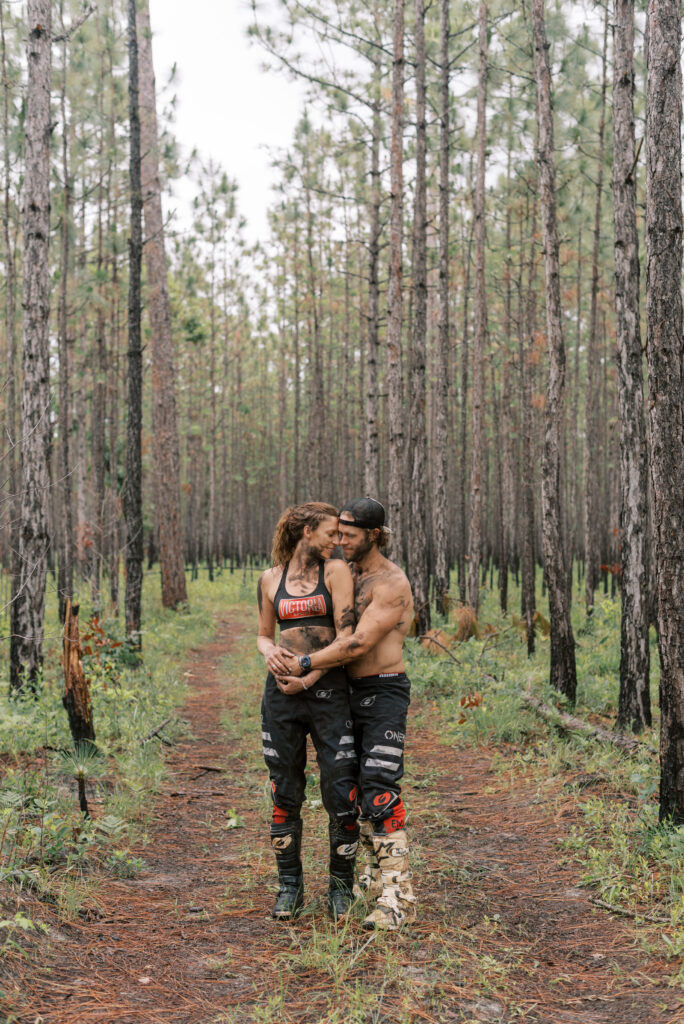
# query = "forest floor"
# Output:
<box><xmin>5</xmin><ymin>609</ymin><xmax>683</xmax><ymax>1024</ymax></box>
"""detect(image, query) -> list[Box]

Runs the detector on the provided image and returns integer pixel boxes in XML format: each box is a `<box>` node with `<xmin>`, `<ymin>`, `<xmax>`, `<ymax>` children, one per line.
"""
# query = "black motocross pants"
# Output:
<box><xmin>348</xmin><ymin>672</ymin><xmax>411</xmax><ymax>828</ymax></box>
<box><xmin>261</xmin><ymin>669</ymin><xmax>359</xmax><ymax>827</ymax></box>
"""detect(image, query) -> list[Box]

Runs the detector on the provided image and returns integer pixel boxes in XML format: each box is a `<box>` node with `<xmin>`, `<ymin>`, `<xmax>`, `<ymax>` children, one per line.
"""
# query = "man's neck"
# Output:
<box><xmin>354</xmin><ymin>546</ymin><xmax>384</xmax><ymax>575</ymax></box>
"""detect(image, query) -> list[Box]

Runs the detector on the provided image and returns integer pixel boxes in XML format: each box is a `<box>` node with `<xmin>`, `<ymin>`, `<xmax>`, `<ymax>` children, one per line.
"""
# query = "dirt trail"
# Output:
<box><xmin>10</xmin><ymin>615</ymin><xmax>683</xmax><ymax>1024</ymax></box>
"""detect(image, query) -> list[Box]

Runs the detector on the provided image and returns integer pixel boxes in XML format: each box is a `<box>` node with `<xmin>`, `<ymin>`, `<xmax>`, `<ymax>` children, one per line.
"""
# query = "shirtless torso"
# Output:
<box><xmin>346</xmin><ymin>557</ymin><xmax>413</xmax><ymax>677</ymax></box>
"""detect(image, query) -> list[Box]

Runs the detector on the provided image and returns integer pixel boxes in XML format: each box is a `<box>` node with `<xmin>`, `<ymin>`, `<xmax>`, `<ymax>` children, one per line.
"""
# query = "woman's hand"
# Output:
<box><xmin>276</xmin><ymin>671</ymin><xmax>319</xmax><ymax>694</ymax></box>
<box><xmin>265</xmin><ymin>646</ymin><xmax>296</xmax><ymax>677</ymax></box>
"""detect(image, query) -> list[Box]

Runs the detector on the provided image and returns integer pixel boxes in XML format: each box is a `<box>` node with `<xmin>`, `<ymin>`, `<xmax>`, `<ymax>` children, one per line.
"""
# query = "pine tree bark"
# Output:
<box><xmin>137</xmin><ymin>1</ymin><xmax>187</xmax><ymax>608</ymax></box>
<box><xmin>207</xmin><ymin>253</ymin><xmax>217</xmax><ymax>582</ymax></box>
<box><xmin>292</xmin><ymin>211</ymin><xmax>302</xmax><ymax>502</ymax></box>
<box><xmin>1</xmin><ymin>5</ymin><xmax>19</xmax><ymax>645</ymax></box>
<box><xmin>386</xmin><ymin>0</ymin><xmax>405</xmax><ymax>562</ymax></box>
<box><xmin>499</xmin><ymin>111</ymin><xmax>514</xmax><ymax>615</ymax></box>
<box><xmin>432</xmin><ymin>0</ymin><xmax>450</xmax><ymax>616</ymax></box>
<box><xmin>91</xmin><ymin>51</ymin><xmax>107</xmax><ymax>612</ymax></box>
<box><xmin>407</xmin><ymin>0</ymin><xmax>430</xmax><ymax>634</ymax></box>
<box><xmin>106</xmin><ymin>13</ymin><xmax>121</xmax><ymax>614</ymax></box>
<box><xmin>645</xmin><ymin>0</ymin><xmax>684</xmax><ymax>823</ymax></box>
<box><xmin>304</xmin><ymin>176</ymin><xmax>322</xmax><ymax>499</ymax></box>
<box><xmin>531</xmin><ymin>0</ymin><xmax>577</xmax><ymax>701</ymax></box>
<box><xmin>458</xmin><ymin>209</ymin><xmax>473</xmax><ymax>605</ymax></box>
<box><xmin>9</xmin><ymin>1</ymin><xmax>52</xmax><ymax>692</ymax></box>
<box><xmin>613</xmin><ymin>0</ymin><xmax>650</xmax><ymax>732</ymax></box>
<box><xmin>569</xmin><ymin>202</ymin><xmax>583</xmax><ymax>593</ymax></box>
<box><xmin>467</xmin><ymin>2</ymin><xmax>488</xmax><ymax>614</ymax></box>
<box><xmin>520</xmin><ymin>201</ymin><xmax>538</xmax><ymax>652</ymax></box>
<box><xmin>583</xmin><ymin>9</ymin><xmax>608</xmax><ymax>617</ymax></box>
<box><xmin>124</xmin><ymin>0</ymin><xmax>144</xmax><ymax>650</ymax></box>
<box><xmin>57</xmin><ymin>4</ymin><xmax>74</xmax><ymax>624</ymax></box>
<box><xmin>364</xmin><ymin>55</ymin><xmax>381</xmax><ymax>496</ymax></box>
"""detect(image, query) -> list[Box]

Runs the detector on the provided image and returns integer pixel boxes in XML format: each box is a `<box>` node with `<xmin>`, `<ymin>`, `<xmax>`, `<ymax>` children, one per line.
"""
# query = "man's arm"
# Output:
<box><xmin>328</xmin><ymin>559</ymin><xmax>356</xmax><ymax>638</ymax></box>
<box><xmin>284</xmin><ymin>580</ymin><xmax>411</xmax><ymax>675</ymax></box>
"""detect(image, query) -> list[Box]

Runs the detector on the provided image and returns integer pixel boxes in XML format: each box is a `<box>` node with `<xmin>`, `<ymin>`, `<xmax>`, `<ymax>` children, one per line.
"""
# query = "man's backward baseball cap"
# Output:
<box><xmin>338</xmin><ymin>497</ymin><xmax>391</xmax><ymax>533</ymax></box>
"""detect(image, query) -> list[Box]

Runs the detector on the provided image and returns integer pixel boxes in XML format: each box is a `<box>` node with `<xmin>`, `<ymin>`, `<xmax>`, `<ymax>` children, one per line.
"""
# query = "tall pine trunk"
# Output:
<box><xmin>457</xmin><ymin>209</ymin><xmax>473</xmax><ymax>604</ymax></box>
<box><xmin>613</xmin><ymin>0</ymin><xmax>650</xmax><ymax>732</ymax></box>
<box><xmin>57</xmin><ymin>3</ymin><xmax>74</xmax><ymax>624</ymax></box>
<box><xmin>364</xmin><ymin>55</ymin><xmax>381</xmax><ymax>496</ymax></box>
<box><xmin>467</xmin><ymin>3</ymin><xmax>488</xmax><ymax>613</ymax></box>
<box><xmin>91</xmin><ymin>53</ymin><xmax>107</xmax><ymax>613</ymax></box>
<box><xmin>1</xmin><ymin>5</ymin><xmax>19</xmax><ymax>647</ymax></box>
<box><xmin>137</xmin><ymin>2</ymin><xmax>187</xmax><ymax>608</ymax></box>
<box><xmin>124</xmin><ymin>0</ymin><xmax>144</xmax><ymax>650</ymax></box>
<box><xmin>386</xmin><ymin>0</ymin><xmax>405</xmax><ymax>562</ymax></box>
<box><xmin>531</xmin><ymin>0</ymin><xmax>577</xmax><ymax>701</ymax></box>
<box><xmin>583</xmin><ymin>9</ymin><xmax>608</xmax><ymax>617</ymax></box>
<box><xmin>432</xmin><ymin>0</ymin><xmax>450</xmax><ymax>616</ymax></box>
<box><xmin>9</xmin><ymin>1</ymin><xmax>52</xmax><ymax>692</ymax></box>
<box><xmin>645</xmin><ymin>0</ymin><xmax>684</xmax><ymax>823</ymax></box>
<box><xmin>408</xmin><ymin>0</ymin><xmax>430</xmax><ymax>634</ymax></box>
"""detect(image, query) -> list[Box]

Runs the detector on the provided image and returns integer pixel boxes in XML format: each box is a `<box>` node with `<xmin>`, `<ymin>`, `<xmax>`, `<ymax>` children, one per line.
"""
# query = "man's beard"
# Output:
<box><xmin>345</xmin><ymin>533</ymin><xmax>374</xmax><ymax>563</ymax></box>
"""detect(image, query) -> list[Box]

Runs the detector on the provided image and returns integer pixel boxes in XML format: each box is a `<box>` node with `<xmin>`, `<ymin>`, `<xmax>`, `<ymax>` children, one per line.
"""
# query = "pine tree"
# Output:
<box><xmin>531</xmin><ymin>0</ymin><xmax>577</xmax><ymax>701</ymax></box>
<box><xmin>9</xmin><ymin>0</ymin><xmax>52</xmax><ymax>692</ymax></box>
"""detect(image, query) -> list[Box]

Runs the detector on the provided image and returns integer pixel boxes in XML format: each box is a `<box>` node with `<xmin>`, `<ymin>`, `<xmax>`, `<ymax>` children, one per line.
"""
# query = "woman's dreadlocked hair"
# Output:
<box><xmin>270</xmin><ymin>502</ymin><xmax>339</xmax><ymax>567</ymax></box>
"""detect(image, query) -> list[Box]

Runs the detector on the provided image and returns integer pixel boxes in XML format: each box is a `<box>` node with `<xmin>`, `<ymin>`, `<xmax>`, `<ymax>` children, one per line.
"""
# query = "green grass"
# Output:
<box><xmin>2</xmin><ymin>563</ymin><xmax>681</xmax><ymax>999</ymax></box>
<box><xmin>0</xmin><ymin>568</ymin><xmax>255</xmax><ymax>918</ymax></box>
<box><xmin>406</xmin><ymin>575</ymin><xmax>683</xmax><ymax>969</ymax></box>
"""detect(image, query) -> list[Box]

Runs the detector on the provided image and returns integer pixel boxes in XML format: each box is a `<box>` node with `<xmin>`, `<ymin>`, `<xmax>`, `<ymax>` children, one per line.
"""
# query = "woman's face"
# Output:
<box><xmin>305</xmin><ymin>515</ymin><xmax>340</xmax><ymax>560</ymax></box>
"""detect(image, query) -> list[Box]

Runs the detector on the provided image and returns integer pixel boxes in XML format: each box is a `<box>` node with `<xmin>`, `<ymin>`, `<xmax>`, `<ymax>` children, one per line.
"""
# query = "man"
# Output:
<box><xmin>278</xmin><ymin>497</ymin><xmax>416</xmax><ymax>931</ymax></box>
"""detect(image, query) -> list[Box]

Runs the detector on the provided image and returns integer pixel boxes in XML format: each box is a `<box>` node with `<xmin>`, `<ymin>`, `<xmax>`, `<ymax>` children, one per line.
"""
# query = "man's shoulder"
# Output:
<box><xmin>369</xmin><ymin>559</ymin><xmax>412</xmax><ymax>601</ymax></box>
<box><xmin>379</xmin><ymin>557</ymin><xmax>411</xmax><ymax>586</ymax></box>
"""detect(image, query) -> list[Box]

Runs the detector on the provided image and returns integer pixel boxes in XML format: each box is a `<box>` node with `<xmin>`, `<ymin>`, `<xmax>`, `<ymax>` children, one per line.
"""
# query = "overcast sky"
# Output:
<box><xmin>150</xmin><ymin>0</ymin><xmax>306</xmax><ymax>244</ymax></box>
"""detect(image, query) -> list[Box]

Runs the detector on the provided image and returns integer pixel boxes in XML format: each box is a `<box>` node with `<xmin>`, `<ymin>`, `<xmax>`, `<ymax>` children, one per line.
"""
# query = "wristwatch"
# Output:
<box><xmin>298</xmin><ymin>655</ymin><xmax>312</xmax><ymax>671</ymax></box>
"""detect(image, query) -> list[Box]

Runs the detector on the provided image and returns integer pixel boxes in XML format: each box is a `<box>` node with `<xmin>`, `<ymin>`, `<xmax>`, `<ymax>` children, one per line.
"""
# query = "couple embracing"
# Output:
<box><xmin>256</xmin><ymin>497</ymin><xmax>417</xmax><ymax>930</ymax></box>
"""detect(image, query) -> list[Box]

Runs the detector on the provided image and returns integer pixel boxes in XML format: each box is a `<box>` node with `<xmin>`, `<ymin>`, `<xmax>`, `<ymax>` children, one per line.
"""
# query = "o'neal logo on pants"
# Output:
<box><xmin>278</xmin><ymin>595</ymin><xmax>326</xmax><ymax>618</ymax></box>
<box><xmin>272</xmin><ymin>835</ymin><xmax>293</xmax><ymax>852</ymax></box>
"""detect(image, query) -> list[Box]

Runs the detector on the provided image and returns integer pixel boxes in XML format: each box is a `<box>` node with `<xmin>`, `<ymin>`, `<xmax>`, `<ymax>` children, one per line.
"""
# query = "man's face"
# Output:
<box><xmin>306</xmin><ymin>516</ymin><xmax>340</xmax><ymax>560</ymax></box>
<box><xmin>338</xmin><ymin>515</ymin><xmax>376</xmax><ymax>563</ymax></box>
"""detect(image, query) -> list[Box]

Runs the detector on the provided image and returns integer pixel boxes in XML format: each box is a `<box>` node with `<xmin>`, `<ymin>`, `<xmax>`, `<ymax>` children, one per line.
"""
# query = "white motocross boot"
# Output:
<box><xmin>353</xmin><ymin>818</ymin><xmax>382</xmax><ymax>899</ymax></box>
<box><xmin>362</xmin><ymin>829</ymin><xmax>417</xmax><ymax>931</ymax></box>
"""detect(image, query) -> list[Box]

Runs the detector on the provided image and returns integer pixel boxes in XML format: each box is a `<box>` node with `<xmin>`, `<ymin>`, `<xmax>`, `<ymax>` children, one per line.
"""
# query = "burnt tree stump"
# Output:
<box><xmin>62</xmin><ymin>600</ymin><xmax>95</xmax><ymax>745</ymax></box>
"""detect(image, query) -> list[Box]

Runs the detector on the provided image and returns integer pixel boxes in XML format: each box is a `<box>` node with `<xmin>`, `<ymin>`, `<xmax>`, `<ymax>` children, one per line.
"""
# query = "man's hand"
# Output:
<box><xmin>279</xmin><ymin>650</ymin><xmax>303</xmax><ymax>676</ymax></box>
<box><xmin>265</xmin><ymin>646</ymin><xmax>295</xmax><ymax>677</ymax></box>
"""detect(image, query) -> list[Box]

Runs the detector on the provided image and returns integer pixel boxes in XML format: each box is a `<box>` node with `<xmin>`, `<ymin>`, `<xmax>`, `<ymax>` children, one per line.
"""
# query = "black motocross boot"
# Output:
<box><xmin>271</xmin><ymin>819</ymin><xmax>304</xmax><ymax>920</ymax></box>
<box><xmin>327</xmin><ymin>820</ymin><xmax>360</xmax><ymax>921</ymax></box>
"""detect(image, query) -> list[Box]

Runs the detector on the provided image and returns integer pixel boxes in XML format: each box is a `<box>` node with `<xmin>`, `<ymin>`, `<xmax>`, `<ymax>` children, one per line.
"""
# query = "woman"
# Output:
<box><xmin>257</xmin><ymin>502</ymin><xmax>359</xmax><ymax>920</ymax></box>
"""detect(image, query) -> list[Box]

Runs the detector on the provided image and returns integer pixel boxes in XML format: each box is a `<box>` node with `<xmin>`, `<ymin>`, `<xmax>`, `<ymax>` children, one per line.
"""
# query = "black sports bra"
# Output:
<box><xmin>274</xmin><ymin>561</ymin><xmax>335</xmax><ymax>631</ymax></box>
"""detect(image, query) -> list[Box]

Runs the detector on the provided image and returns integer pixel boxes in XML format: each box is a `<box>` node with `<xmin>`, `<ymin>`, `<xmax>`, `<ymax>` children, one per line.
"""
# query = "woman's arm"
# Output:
<box><xmin>256</xmin><ymin>570</ymin><xmax>292</xmax><ymax>677</ymax></box>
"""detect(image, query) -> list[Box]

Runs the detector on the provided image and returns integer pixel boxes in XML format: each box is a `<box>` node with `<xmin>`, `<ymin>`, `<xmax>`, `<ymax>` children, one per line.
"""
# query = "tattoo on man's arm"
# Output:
<box><xmin>257</xmin><ymin>578</ymin><xmax>263</xmax><ymax>614</ymax></box>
